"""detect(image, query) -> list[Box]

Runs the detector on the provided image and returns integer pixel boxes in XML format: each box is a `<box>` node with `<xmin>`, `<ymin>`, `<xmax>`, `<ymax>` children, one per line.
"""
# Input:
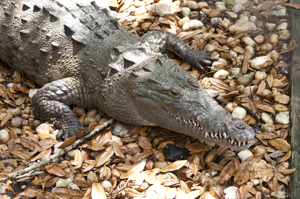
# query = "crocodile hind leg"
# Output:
<box><xmin>141</xmin><ymin>30</ymin><xmax>217</xmax><ymax>71</ymax></box>
<box><xmin>32</xmin><ymin>77</ymin><xmax>86</xmax><ymax>140</ymax></box>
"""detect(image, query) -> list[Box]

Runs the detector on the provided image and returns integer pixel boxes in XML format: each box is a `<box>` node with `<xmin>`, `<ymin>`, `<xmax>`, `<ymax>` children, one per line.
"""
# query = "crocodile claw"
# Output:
<box><xmin>186</xmin><ymin>49</ymin><xmax>219</xmax><ymax>72</ymax></box>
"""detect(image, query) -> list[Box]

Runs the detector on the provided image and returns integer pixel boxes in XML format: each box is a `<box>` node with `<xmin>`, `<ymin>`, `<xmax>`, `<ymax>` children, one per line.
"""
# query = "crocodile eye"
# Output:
<box><xmin>187</xmin><ymin>78</ymin><xmax>199</xmax><ymax>88</ymax></box>
<box><xmin>169</xmin><ymin>88</ymin><xmax>182</xmax><ymax>98</ymax></box>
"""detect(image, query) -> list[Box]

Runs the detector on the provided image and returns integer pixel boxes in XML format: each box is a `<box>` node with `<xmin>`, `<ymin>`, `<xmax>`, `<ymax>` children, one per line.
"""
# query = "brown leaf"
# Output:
<box><xmin>31</xmin><ymin>148</ymin><xmax>51</xmax><ymax>162</ymax></box>
<box><xmin>92</xmin><ymin>182</ymin><xmax>106</xmax><ymax>199</ymax></box>
<box><xmin>208</xmin><ymin>78</ymin><xmax>232</xmax><ymax>91</ymax></box>
<box><xmin>288</xmin><ymin>40</ymin><xmax>298</xmax><ymax>51</ymax></box>
<box><xmin>266</xmin><ymin>73</ymin><xmax>273</xmax><ymax>88</ymax></box>
<box><xmin>268</xmin><ymin>138</ymin><xmax>291</xmax><ymax>152</ymax></box>
<box><xmin>112</xmin><ymin>140</ymin><xmax>125</xmax><ymax>159</ymax></box>
<box><xmin>0</xmin><ymin>112</ymin><xmax>12</xmax><ymax>127</ymax></box>
<box><xmin>260</xmin><ymin>1</ymin><xmax>275</xmax><ymax>10</ymax></box>
<box><xmin>59</xmin><ymin>136</ymin><xmax>76</xmax><ymax>149</ymax></box>
<box><xmin>44</xmin><ymin>164</ymin><xmax>66</xmax><ymax>177</ymax></box>
<box><xmin>10</xmin><ymin>150</ymin><xmax>31</xmax><ymax>160</ymax></box>
<box><xmin>138</xmin><ymin>136</ymin><xmax>152</xmax><ymax>150</ymax></box>
<box><xmin>285</xmin><ymin>2</ymin><xmax>300</xmax><ymax>9</ymax></box>
<box><xmin>20</xmin><ymin>137</ymin><xmax>43</xmax><ymax>152</ymax></box>
<box><xmin>279</xmin><ymin>151</ymin><xmax>291</xmax><ymax>163</ymax></box>
<box><xmin>131</xmin><ymin>150</ymin><xmax>153</xmax><ymax>163</ymax></box>
<box><xmin>96</xmin><ymin>145</ymin><xmax>114</xmax><ymax>167</ymax></box>
<box><xmin>160</xmin><ymin>160</ymin><xmax>187</xmax><ymax>172</ymax></box>
<box><xmin>253</xmin><ymin>101</ymin><xmax>275</xmax><ymax>114</ymax></box>
<box><xmin>15</xmin><ymin>96</ymin><xmax>27</xmax><ymax>106</ymax></box>
<box><xmin>218</xmin><ymin>159</ymin><xmax>240</xmax><ymax>183</ymax></box>
<box><xmin>52</xmin><ymin>188</ymin><xmax>84</xmax><ymax>199</ymax></box>
<box><xmin>120</xmin><ymin>160</ymin><xmax>146</xmax><ymax>179</ymax></box>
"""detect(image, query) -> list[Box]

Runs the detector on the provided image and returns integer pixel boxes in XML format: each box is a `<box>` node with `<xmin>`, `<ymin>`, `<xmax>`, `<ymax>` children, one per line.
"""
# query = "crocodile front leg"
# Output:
<box><xmin>32</xmin><ymin>77</ymin><xmax>86</xmax><ymax>140</ymax></box>
<box><xmin>142</xmin><ymin>30</ymin><xmax>217</xmax><ymax>71</ymax></box>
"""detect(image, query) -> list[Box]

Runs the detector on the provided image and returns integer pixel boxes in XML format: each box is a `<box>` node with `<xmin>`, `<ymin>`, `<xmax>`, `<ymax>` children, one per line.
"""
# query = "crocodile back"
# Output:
<box><xmin>0</xmin><ymin>0</ymin><xmax>136</xmax><ymax>86</ymax></box>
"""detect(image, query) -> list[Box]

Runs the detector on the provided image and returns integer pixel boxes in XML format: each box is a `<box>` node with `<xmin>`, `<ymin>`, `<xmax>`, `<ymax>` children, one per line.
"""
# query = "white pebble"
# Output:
<box><xmin>189</xmin><ymin>20</ymin><xmax>203</xmax><ymax>29</ymax></box>
<box><xmin>178</xmin><ymin>17</ymin><xmax>190</xmax><ymax>27</ymax></box>
<box><xmin>261</xmin><ymin>112</ymin><xmax>273</xmax><ymax>124</ymax></box>
<box><xmin>232</xmin><ymin>107</ymin><xmax>247</xmax><ymax>119</ymax></box>
<box><xmin>245</xmin><ymin>46</ymin><xmax>255</xmax><ymax>57</ymax></box>
<box><xmin>255</xmin><ymin>71</ymin><xmax>267</xmax><ymax>80</ymax></box>
<box><xmin>0</xmin><ymin>129</ymin><xmax>10</xmax><ymax>144</ymax></box>
<box><xmin>224</xmin><ymin>186</ymin><xmax>238</xmax><ymax>199</ymax></box>
<box><xmin>182</xmin><ymin>21</ymin><xmax>190</xmax><ymax>31</ymax></box>
<box><xmin>250</xmin><ymin>56</ymin><xmax>273</xmax><ymax>70</ymax></box>
<box><xmin>242</xmin><ymin>37</ymin><xmax>256</xmax><ymax>46</ymax></box>
<box><xmin>249</xmin><ymin>15</ymin><xmax>257</xmax><ymax>23</ymax></box>
<box><xmin>213</xmin><ymin>69</ymin><xmax>229</xmax><ymax>79</ymax></box>
<box><xmin>232</xmin><ymin>4</ymin><xmax>244</xmax><ymax>13</ymax></box>
<box><xmin>277</xmin><ymin>22</ymin><xmax>288</xmax><ymax>31</ymax></box>
<box><xmin>29</xmin><ymin>88</ymin><xmax>39</xmax><ymax>98</ymax></box>
<box><xmin>275</xmin><ymin>111</ymin><xmax>290</xmax><ymax>124</ymax></box>
<box><xmin>216</xmin><ymin>4</ymin><xmax>226</xmax><ymax>12</ymax></box>
<box><xmin>226</xmin><ymin>11</ymin><xmax>238</xmax><ymax>19</ymax></box>
<box><xmin>187</xmin><ymin>1</ymin><xmax>198</xmax><ymax>10</ymax></box>
<box><xmin>205</xmin><ymin>89</ymin><xmax>220</xmax><ymax>98</ymax></box>
<box><xmin>237</xmin><ymin>149</ymin><xmax>253</xmax><ymax>162</ymax></box>
<box><xmin>211</xmin><ymin>17</ymin><xmax>222</xmax><ymax>26</ymax></box>
<box><xmin>229</xmin><ymin>21</ymin><xmax>256</xmax><ymax>33</ymax></box>
<box><xmin>198</xmin><ymin>2</ymin><xmax>208</xmax><ymax>9</ymax></box>
<box><xmin>244</xmin><ymin>86</ymin><xmax>256</xmax><ymax>95</ymax></box>
<box><xmin>112</xmin><ymin>122</ymin><xmax>130</xmax><ymax>137</ymax></box>
<box><xmin>149</xmin><ymin>2</ymin><xmax>172</xmax><ymax>16</ymax></box>
<box><xmin>100</xmin><ymin>180</ymin><xmax>112</xmax><ymax>189</ymax></box>
<box><xmin>181</xmin><ymin>7</ymin><xmax>191</xmax><ymax>17</ymax></box>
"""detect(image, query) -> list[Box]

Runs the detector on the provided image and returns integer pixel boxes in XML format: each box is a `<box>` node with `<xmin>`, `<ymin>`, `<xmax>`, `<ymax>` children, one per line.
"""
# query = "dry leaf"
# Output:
<box><xmin>44</xmin><ymin>164</ymin><xmax>66</xmax><ymax>177</ymax></box>
<box><xmin>0</xmin><ymin>112</ymin><xmax>12</xmax><ymax>127</ymax></box>
<box><xmin>120</xmin><ymin>160</ymin><xmax>146</xmax><ymax>179</ymax></box>
<box><xmin>268</xmin><ymin>138</ymin><xmax>291</xmax><ymax>152</ymax></box>
<box><xmin>160</xmin><ymin>160</ymin><xmax>187</xmax><ymax>172</ymax></box>
<box><xmin>130</xmin><ymin>150</ymin><xmax>153</xmax><ymax>163</ymax></box>
<box><xmin>96</xmin><ymin>145</ymin><xmax>114</xmax><ymax>167</ymax></box>
<box><xmin>52</xmin><ymin>187</ymin><xmax>84</xmax><ymax>199</ymax></box>
<box><xmin>218</xmin><ymin>159</ymin><xmax>240</xmax><ymax>183</ymax></box>
<box><xmin>138</xmin><ymin>136</ymin><xmax>153</xmax><ymax>150</ymax></box>
<box><xmin>92</xmin><ymin>182</ymin><xmax>106</xmax><ymax>199</ymax></box>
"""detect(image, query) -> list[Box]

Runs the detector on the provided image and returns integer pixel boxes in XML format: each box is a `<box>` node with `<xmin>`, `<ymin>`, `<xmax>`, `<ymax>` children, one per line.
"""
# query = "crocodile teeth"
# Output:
<box><xmin>205</xmin><ymin>131</ymin><xmax>209</xmax><ymax>138</ymax></box>
<box><xmin>223</xmin><ymin>132</ymin><xmax>227</xmax><ymax>139</ymax></box>
<box><xmin>238</xmin><ymin>141</ymin><xmax>241</xmax><ymax>147</ymax></box>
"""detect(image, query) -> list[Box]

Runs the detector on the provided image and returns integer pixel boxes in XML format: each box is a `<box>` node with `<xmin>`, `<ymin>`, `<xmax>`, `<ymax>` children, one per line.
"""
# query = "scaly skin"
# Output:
<box><xmin>0</xmin><ymin>0</ymin><xmax>255</xmax><ymax>150</ymax></box>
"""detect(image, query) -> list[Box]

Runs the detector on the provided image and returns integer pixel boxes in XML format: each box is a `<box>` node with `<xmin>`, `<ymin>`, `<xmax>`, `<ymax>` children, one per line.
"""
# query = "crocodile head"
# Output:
<box><xmin>103</xmin><ymin>55</ymin><xmax>255</xmax><ymax>150</ymax></box>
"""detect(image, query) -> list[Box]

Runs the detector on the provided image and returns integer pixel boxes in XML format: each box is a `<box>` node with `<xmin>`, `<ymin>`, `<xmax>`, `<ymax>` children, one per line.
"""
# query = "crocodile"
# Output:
<box><xmin>0</xmin><ymin>0</ymin><xmax>255</xmax><ymax>150</ymax></box>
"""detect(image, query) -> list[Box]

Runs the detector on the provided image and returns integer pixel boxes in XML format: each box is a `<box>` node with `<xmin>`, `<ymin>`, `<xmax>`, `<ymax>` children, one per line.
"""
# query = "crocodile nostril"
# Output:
<box><xmin>235</xmin><ymin>122</ymin><xmax>246</xmax><ymax>130</ymax></box>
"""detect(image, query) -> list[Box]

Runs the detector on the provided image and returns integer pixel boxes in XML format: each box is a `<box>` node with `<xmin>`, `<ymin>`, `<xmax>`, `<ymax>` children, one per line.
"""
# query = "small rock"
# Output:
<box><xmin>112</xmin><ymin>122</ymin><xmax>130</xmax><ymax>137</ymax></box>
<box><xmin>237</xmin><ymin>149</ymin><xmax>253</xmax><ymax>162</ymax></box>
<box><xmin>261</xmin><ymin>123</ymin><xmax>275</xmax><ymax>132</ymax></box>
<box><xmin>232</xmin><ymin>107</ymin><xmax>246</xmax><ymax>119</ymax></box>
<box><xmin>237</xmin><ymin>72</ymin><xmax>254</xmax><ymax>85</ymax></box>
<box><xmin>209</xmin><ymin>9</ymin><xmax>221</xmax><ymax>18</ymax></box>
<box><xmin>229</xmin><ymin>21</ymin><xmax>256</xmax><ymax>33</ymax></box>
<box><xmin>232</xmin><ymin>4</ymin><xmax>244</xmax><ymax>13</ymax></box>
<box><xmin>249</xmin><ymin>15</ymin><xmax>257</xmax><ymax>23</ymax></box>
<box><xmin>28</xmin><ymin>88</ymin><xmax>39</xmax><ymax>98</ymax></box>
<box><xmin>221</xmin><ymin>18</ymin><xmax>231</xmax><ymax>29</ymax></box>
<box><xmin>274</xmin><ymin>104</ymin><xmax>289</xmax><ymax>112</ymax></box>
<box><xmin>270</xmin><ymin>34</ymin><xmax>278</xmax><ymax>45</ymax></box>
<box><xmin>22</xmin><ymin>113</ymin><xmax>30</xmax><ymax>119</ymax></box>
<box><xmin>274</xmin><ymin>94</ymin><xmax>290</xmax><ymax>105</ymax></box>
<box><xmin>10</xmin><ymin>117</ymin><xmax>23</xmax><ymax>127</ymax></box>
<box><xmin>277</xmin><ymin>22</ymin><xmax>288</xmax><ymax>31</ymax></box>
<box><xmin>250</xmin><ymin>56</ymin><xmax>273</xmax><ymax>70</ymax></box>
<box><xmin>225</xmin><ymin>103</ymin><xmax>235</xmax><ymax>113</ymax></box>
<box><xmin>254</xmin><ymin>35</ymin><xmax>264</xmax><ymax>44</ymax></box>
<box><xmin>178</xmin><ymin>17</ymin><xmax>190</xmax><ymax>27</ymax></box>
<box><xmin>149</xmin><ymin>2</ymin><xmax>172</xmax><ymax>16</ymax></box>
<box><xmin>265</xmin><ymin>23</ymin><xmax>276</xmax><ymax>31</ymax></box>
<box><xmin>23</xmin><ymin>107</ymin><xmax>31</xmax><ymax>114</ymax></box>
<box><xmin>73</xmin><ymin>107</ymin><xmax>85</xmax><ymax>118</ymax></box>
<box><xmin>134</xmin><ymin>1</ymin><xmax>145</xmax><ymax>8</ymax></box>
<box><xmin>181</xmin><ymin>7</ymin><xmax>191</xmax><ymax>17</ymax></box>
<box><xmin>85</xmin><ymin>109</ymin><xmax>98</xmax><ymax>119</ymax></box>
<box><xmin>255</xmin><ymin>71</ymin><xmax>267</xmax><ymax>80</ymax></box>
<box><xmin>187</xmin><ymin>1</ymin><xmax>198</xmax><ymax>10</ymax></box>
<box><xmin>198</xmin><ymin>2</ymin><xmax>208</xmax><ymax>9</ymax></box>
<box><xmin>206</xmin><ymin>89</ymin><xmax>220</xmax><ymax>98</ymax></box>
<box><xmin>262</xmin><ymin>89</ymin><xmax>272</xmax><ymax>96</ymax></box>
<box><xmin>270</xmin><ymin>50</ymin><xmax>279</xmax><ymax>62</ymax></box>
<box><xmin>7</xmin><ymin>107</ymin><xmax>22</xmax><ymax>116</ymax></box>
<box><xmin>244</xmin><ymin>86</ymin><xmax>256</xmax><ymax>95</ymax></box>
<box><xmin>216</xmin><ymin>4</ymin><xmax>226</xmax><ymax>12</ymax></box>
<box><xmin>82</xmin><ymin>118</ymin><xmax>96</xmax><ymax>127</ymax></box>
<box><xmin>212</xmin><ymin>58</ymin><xmax>227</xmax><ymax>70</ymax></box>
<box><xmin>101</xmin><ymin>180</ymin><xmax>112</xmax><ymax>189</ymax></box>
<box><xmin>189</xmin><ymin>20</ymin><xmax>203</xmax><ymax>29</ymax></box>
<box><xmin>261</xmin><ymin>112</ymin><xmax>273</xmax><ymax>124</ymax></box>
<box><xmin>141</xmin><ymin>22</ymin><xmax>152</xmax><ymax>30</ymax></box>
<box><xmin>275</xmin><ymin>111</ymin><xmax>289</xmax><ymax>124</ymax></box>
<box><xmin>213</xmin><ymin>69</ymin><xmax>229</xmax><ymax>79</ymax></box>
<box><xmin>224</xmin><ymin>186</ymin><xmax>238</xmax><ymax>199</ymax></box>
<box><xmin>261</xmin><ymin>43</ymin><xmax>273</xmax><ymax>52</ymax></box>
<box><xmin>182</xmin><ymin>21</ymin><xmax>190</xmax><ymax>31</ymax></box>
<box><xmin>279</xmin><ymin>32</ymin><xmax>290</xmax><ymax>40</ymax></box>
<box><xmin>226</xmin><ymin>11</ymin><xmax>238</xmax><ymax>19</ymax></box>
<box><xmin>242</xmin><ymin>37</ymin><xmax>256</xmax><ymax>47</ymax></box>
<box><xmin>163</xmin><ymin>144</ymin><xmax>189</xmax><ymax>161</ymax></box>
<box><xmin>0</xmin><ymin>129</ymin><xmax>10</xmax><ymax>144</ymax></box>
<box><xmin>211</xmin><ymin>17</ymin><xmax>222</xmax><ymax>26</ymax></box>
<box><xmin>245</xmin><ymin>46</ymin><xmax>255</xmax><ymax>57</ymax></box>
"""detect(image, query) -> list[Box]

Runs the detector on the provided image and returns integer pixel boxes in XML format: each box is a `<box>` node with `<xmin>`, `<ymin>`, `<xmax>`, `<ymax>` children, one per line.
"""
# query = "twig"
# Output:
<box><xmin>3</xmin><ymin>118</ymin><xmax>115</xmax><ymax>180</ymax></box>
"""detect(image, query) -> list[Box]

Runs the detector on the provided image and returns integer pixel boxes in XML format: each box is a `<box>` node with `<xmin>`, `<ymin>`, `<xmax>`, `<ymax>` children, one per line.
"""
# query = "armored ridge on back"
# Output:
<box><xmin>0</xmin><ymin>0</ymin><xmax>255</xmax><ymax>150</ymax></box>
